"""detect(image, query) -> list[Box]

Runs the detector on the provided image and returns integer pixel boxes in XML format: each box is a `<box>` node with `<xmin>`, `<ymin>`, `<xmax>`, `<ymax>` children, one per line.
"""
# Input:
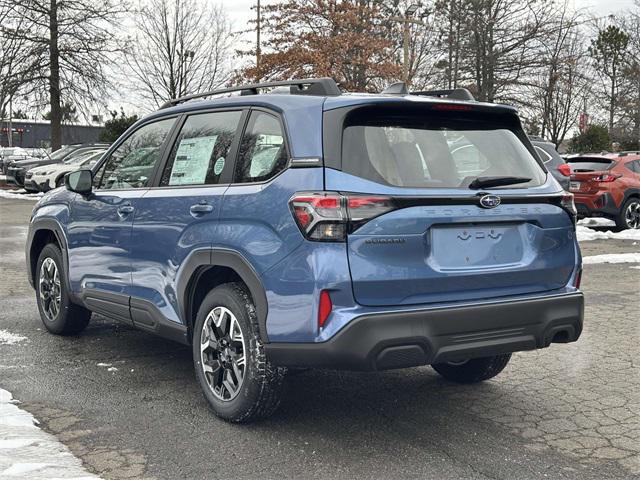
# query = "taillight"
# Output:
<box><xmin>290</xmin><ymin>192</ymin><xmax>395</xmax><ymax>241</ymax></box>
<box><xmin>318</xmin><ymin>290</ymin><xmax>332</xmax><ymax>329</ymax></box>
<box><xmin>561</xmin><ymin>193</ymin><xmax>577</xmax><ymax>225</ymax></box>
<box><xmin>595</xmin><ymin>173</ymin><xmax>621</xmax><ymax>182</ymax></box>
<box><xmin>557</xmin><ymin>164</ymin><xmax>571</xmax><ymax>177</ymax></box>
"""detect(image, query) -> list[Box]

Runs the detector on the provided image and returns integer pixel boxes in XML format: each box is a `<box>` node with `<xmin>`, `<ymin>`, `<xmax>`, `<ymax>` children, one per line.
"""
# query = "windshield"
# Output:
<box><xmin>50</xmin><ymin>145</ymin><xmax>76</xmax><ymax>161</ymax></box>
<box><xmin>341</xmin><ymin>111</ymin><xmax>546</xmax><ymax>189</ymax></box>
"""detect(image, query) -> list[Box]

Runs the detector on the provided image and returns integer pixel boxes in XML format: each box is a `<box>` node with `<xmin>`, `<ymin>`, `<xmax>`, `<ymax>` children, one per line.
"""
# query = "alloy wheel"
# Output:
<box><xmin>39</xmin><ymin>257</ymin><xmax>61</xmax><ymax>321</ymax></box>
<box><xmin>625</xmin><ymin>201</ymin><xmax>640</xmax><ymax>229</ymax></box>
<box><xmin>200</xmin><ymin>306</ymin><xmax>246</xmax><ymax>401</ymax></box>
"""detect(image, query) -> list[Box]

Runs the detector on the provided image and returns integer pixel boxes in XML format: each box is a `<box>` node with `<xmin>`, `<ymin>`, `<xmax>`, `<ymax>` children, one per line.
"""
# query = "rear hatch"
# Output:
<box><xmin>567</xmin><ymin>157</ymin><xmax>617</xmax><ymax>194</ymax></box>
<box><xmin>323</xmin><ymin>103</ymin><xmax>577</xmax><ymax>306</ymax></box>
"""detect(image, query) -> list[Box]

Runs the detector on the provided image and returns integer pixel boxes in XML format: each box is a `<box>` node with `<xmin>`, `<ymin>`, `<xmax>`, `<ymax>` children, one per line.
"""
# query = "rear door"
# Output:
<box><xmin>325</xmin><ymin>105</ymin><xmax>577</xmax><ymax>307</ymax></box>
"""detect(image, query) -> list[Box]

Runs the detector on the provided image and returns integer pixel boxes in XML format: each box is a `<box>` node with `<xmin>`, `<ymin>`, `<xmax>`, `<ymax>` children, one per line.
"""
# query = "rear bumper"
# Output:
<box><xmin>574</xmin><ymin>192</ymin><xmax>619</xmax><ymax>218</ymax></box>
<box><xmin>265</xmin><ymin>292</ymin><xmax>584</xmax><ymax>371</ymax></box>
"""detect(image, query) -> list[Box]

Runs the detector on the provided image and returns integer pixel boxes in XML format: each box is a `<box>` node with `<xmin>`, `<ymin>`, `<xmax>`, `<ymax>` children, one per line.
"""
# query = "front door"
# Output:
<box><xmin>67</xmin><ymin>117</ymin><xmax>176</xmax><ymax>320</ymax></box>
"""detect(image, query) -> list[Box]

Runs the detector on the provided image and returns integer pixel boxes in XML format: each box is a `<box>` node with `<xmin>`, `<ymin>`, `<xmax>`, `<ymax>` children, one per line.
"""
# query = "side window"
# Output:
<box><xmin>534</xmin><ymin>146</ymin><xmax>553</xmax><ymax>164</ymax></box>
<box><xmin>628</xmin><ymin>160</ymin><xmax>640</xmax><ymax>173</ymax></box>
<box><xmin>160</xmin><ymin>110</ymin><xmax>242</xmax><ymax>186</ymax></box>
<box><xmin>97</xmin><ymin>118</ymin><xmax>175</xmax><ymax>190</ymax></box>
<box><xmin>234</xmin><ymin>111</ymin><xmax>288</xmax><ymax>183</ymax></box>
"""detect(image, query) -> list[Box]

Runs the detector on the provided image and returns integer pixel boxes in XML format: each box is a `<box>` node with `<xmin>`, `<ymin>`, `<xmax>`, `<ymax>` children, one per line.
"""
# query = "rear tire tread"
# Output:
<box><xmin>194</xmin><ymin>282</ymin><xmax>286</xmax><ymax>423</ymax></box>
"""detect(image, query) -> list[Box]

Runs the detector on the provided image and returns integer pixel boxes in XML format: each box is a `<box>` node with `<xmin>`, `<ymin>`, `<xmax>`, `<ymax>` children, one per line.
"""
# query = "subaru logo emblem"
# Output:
<box><xmin>479</xmin><ymin>194</ymin><xmax>501</xmax><ymax>209</ymax></box>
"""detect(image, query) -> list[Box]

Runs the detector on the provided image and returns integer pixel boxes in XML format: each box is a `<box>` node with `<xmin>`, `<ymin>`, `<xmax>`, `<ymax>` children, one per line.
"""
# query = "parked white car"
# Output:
<box><xmin>26</xmin><ymin>150</ymin><xmax>105</xmax><ymax>191</ymax></box>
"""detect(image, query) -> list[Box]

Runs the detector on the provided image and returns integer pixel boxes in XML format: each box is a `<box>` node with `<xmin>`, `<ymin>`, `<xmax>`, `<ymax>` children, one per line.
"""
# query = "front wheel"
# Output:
<box><xmin>616</xmin><ymin>198</ymin><xmax>640</xmax><ymax>230</ymax></box>
<box><xmin>36</xmin><ymin>244</ymin><xmax>91</xmax><ymax>335</ymax></box>
<box><xmin>432</xmin><ymin>354</ymin><xmax>511</xmax><ymax>384</ymax></box>
<box><xmin>193</xmin><ymin>283</ymin><xmax>286</xmax><ymax>423</ymax></box>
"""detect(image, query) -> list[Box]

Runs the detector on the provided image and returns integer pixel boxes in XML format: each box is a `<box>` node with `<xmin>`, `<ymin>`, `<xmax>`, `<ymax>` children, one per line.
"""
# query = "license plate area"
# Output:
<box><xmin>429</xmin><ymin>224</ymin><xmax>525</xmax><ymax>271</ymax></box>
<box><xmin>570</xmin><ymin>181</ymin><xmax>581</xmax><ymax>191</ymax></box>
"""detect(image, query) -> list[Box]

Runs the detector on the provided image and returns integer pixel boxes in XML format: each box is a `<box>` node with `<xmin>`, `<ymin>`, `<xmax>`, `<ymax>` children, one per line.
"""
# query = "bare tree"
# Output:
<box><xmin>616</xmin><ymin>6</ymin><xmax>640</xmax><ymax>146</ymax></box>
<box><xmin>589</xmin><ymin>23</ymin><xmax>630</xmax><ymax>133</ymax></box>
<box><xmin>126</xmin><ymin>0</ymin><xmax>232</xmax><ymax>108</ymax></box>
<box><xmin>3</xmin><ymin>0</ymin><xmax>128</xmax><ymax>149</ymax></box>
<box><xmin>526</xmin><ymin>2</ymin><xmax>591</xmax><ymax>146</ymax></box>
<box><xmin>462</xmin><ymin>0</ymin><xmax>556</xmax><ymax>103</ymax></box>
<box><xmin>0</xmin><ymin>6</ymin><xmax>42</xmax><ymax>121</ymax></box>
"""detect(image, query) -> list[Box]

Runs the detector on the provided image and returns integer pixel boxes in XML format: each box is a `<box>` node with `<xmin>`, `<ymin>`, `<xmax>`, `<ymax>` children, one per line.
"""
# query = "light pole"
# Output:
<box><xmin>391</xmin><ymin>4</ymin><xmax>422</xmax><ymax>85</ymax></box>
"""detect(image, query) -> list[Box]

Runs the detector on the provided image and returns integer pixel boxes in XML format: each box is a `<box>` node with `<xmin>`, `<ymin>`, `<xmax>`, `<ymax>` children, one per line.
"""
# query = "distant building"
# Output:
<box><xmin>0</xmin><ymin>120</ymin><xmax>104</xmax><ymax>148</ymax></box>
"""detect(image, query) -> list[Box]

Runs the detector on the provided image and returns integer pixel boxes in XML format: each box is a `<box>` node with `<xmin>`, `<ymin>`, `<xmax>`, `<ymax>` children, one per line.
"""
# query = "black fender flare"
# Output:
<box><xmin>178</xmin><ymin>248</ymin><xmax>270</xmax><ymax>343</ymax></box>
<box><xmin>26</xmin><ymin>219</ymin><xmax>76</xmax><ymax>301</ymax></box>
<box><xmin>623</xmin><ymin>188</ymin><xmax>640</xmax><ymax>205</ymax></box>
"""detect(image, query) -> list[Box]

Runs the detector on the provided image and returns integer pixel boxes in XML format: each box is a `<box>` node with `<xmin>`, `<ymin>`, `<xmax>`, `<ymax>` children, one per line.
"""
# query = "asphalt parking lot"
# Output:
<box><xmin>0</xmin><ymin>195</ymin><xmax>638</xmax><ymax>480</ymax></box>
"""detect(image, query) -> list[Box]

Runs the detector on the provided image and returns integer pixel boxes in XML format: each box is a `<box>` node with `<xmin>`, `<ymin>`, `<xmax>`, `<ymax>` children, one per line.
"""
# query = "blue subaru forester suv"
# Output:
<box><xmin>26</xmin><ymin>78</ymin><xmax>583</xmax><ymax>422</ymax></box>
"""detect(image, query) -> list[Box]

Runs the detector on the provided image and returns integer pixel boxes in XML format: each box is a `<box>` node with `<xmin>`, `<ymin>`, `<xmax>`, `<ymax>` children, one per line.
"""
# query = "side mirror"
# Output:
<box><xmin>65</xmin><ymin>169</ymin><xmax>93</xmax><ymax>195</ymax></box>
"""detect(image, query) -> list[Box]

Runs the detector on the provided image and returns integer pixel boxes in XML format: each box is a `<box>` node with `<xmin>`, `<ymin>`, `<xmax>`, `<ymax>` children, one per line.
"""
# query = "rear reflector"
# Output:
<box><xmin>557</xmin><ymin>164</ymin><xmax>571</xmax><ymax>177</ymax></box>
<box><xmin>574</xmin><ymin>269</ymin><xmax>582</xmax><ymax>289</ymax></box>
<box><xmin>318</xmin><ymin>290</ymin><xmax>332</xmax><ymax>329</ymax></box>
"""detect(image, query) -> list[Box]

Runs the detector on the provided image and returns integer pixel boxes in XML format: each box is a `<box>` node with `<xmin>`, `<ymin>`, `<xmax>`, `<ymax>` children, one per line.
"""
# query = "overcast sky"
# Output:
<box><xmin>226</xmin><ymin>0</ymin><xmax>637</xmax><ymax>38</ymax></box>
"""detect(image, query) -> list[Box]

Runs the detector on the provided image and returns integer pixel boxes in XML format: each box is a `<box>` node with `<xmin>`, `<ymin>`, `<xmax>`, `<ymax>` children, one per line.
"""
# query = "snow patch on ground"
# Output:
<box><xmin>578</xmin><ymin>217</ymin><xmax>616</xmax><ymax>227</ymax></box>
<box><xmin>0</xmin><ymin>389</ymin><xmax>100</xmax><ymax>479</ymax></box>
<box><xmin>583</xmin><ymin>253</ymin><xmax>640</xmax><ymax>264</ymax></box>
<box><xmin>0</xmin><ymin>189</ymin><xmax>42</xmax><ymax>201</ymax></box>
<box><xmin>576</xmin><ymin>225</ymin><xmax>640</xmax><ymax>242</ymax></box>
<box><xmin>0</xmin><ymin>330</ymin><xmax>26</xmax><ymax>345</ymax></box>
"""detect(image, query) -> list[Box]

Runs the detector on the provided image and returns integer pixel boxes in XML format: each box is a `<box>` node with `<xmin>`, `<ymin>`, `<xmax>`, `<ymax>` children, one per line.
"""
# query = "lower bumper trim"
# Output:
<box><xmin>265</xmin><ymin>293</ymin><xmax>584</xmax><ymax>371</ymax></box>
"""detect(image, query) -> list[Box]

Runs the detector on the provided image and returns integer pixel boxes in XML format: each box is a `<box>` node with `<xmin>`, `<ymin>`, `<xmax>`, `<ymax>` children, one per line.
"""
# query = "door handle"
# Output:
<box><xmin>117</xmin><ymin>204</ymin><xmax>134</xmax><ymax>216</ymax></box>
<box><xmin>190</xmin><ymin>202</ymin><xmax>214</xmax><ymax>215</ymax></box>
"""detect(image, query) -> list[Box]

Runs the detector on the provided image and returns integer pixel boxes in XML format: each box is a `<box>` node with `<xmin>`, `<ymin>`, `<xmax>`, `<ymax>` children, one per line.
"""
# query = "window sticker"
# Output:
<box><xmin>169</xmin><ymin>135</ymin><xmax>218</xmax><ymax>185</ymax></box>
<box><xmin>213</xmin><ymin>157</ymin><xmax>225</xmax><ymax>175</ymax></box>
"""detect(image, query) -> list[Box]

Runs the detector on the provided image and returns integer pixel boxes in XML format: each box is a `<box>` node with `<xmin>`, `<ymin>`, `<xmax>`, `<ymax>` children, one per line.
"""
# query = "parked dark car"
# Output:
<box><xmin>26</xmin><ymin>78</ymin><xmax>583</xmax><ymax>423</ymax></box>
<box><xmin>6</xmin><ymin>143</ymin><xmax>109</xmax><ymax>190</ymax></box>
<box><xmin>529</xmin><ymin>137</ymin><xmax>571</xmax><ymax>190</ymax></box>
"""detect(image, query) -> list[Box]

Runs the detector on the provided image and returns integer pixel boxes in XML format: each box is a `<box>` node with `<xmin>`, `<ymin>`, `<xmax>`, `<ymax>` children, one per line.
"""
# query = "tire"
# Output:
<box><xmin>193</xmin><ymin>282</ymin><xmax>287</xmax><ymax>423</ymax></box>
<box><xmin>35</xmin><ymin>243</ymin><xmax>91</xmax><ymax>335</ymax></box>
<box><xmin>432</xmin><ymin>354</ymin><xmax>512</xmax><ymax>384</ymax></box>
<box><xmin>616</xmin><ymin>198</ymin><xmax>640</xmax><ymax>230</ymax></box>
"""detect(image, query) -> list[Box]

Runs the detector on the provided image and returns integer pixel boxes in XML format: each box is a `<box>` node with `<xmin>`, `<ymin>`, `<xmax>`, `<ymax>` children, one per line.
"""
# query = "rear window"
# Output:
<box><xmin>567</xmin><ymin>157</ymin><xmax>615</xmax><ymax>172</ymax></box>
<box><xmin>341</xmin><ymin>110</ymin><xmax>546</xmax><ymax>189</ymax></box>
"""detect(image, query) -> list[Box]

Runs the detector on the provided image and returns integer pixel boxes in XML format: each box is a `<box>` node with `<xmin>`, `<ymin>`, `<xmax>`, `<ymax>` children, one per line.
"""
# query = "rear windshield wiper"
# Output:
<box><xmin>468</xmin><ymin>176</ymin><xmax>531</xmax><ymax>189</ymax></box>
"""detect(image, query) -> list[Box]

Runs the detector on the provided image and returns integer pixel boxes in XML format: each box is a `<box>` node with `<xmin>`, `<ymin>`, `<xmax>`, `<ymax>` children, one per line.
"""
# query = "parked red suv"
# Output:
<box><xmin>568</xmin><ymin>152</ymin><xmax>640</xmax><ymax>229</ymax></box>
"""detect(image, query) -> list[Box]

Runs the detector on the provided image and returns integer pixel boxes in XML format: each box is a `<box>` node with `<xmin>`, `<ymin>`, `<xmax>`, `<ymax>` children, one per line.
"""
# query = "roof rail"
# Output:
<box><xmin>160</xmin><ymin>77</ymin><xmax>341</xmax><ymax>109</ymax></box>
<box><xmin>412</xmin><ymin>88</ymin><xmax>475</xmax><ymax>101</ymax></box>
<box><xmin>618</xmin><ymin>151</ymin><xmax>640</xmax><ymax>157</ymax></box>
